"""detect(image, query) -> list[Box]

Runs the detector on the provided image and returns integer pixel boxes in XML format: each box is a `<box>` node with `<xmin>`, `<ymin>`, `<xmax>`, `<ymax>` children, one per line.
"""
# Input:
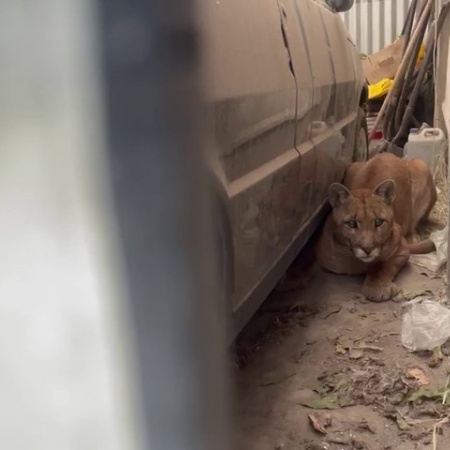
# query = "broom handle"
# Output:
<box><xmin>368</xmin><ymin>0</ymin><xmax>433</xmax><ymax>143</ymax></box>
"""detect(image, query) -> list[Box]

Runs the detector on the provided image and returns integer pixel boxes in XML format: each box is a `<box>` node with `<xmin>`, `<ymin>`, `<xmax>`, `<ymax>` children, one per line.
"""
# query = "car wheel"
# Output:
<box><xmin>354</xmin><ymin>106</ymin><xmax>369</xmax><ymax>161</ymax></box>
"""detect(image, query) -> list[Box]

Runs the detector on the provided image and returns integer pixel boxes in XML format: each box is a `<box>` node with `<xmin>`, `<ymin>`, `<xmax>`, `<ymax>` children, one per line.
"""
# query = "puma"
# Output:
<box><xmin>315</xmin><ymin>153</ymin><xmax>437</xmax><ymax>302</ymax></box>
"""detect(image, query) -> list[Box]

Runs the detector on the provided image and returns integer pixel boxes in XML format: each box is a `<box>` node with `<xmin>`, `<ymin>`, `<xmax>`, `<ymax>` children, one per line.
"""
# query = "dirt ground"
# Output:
<box><xmin>233</xmin><ymin>262</ymin><xmax>450</xmax><ymax>450</ymax></box>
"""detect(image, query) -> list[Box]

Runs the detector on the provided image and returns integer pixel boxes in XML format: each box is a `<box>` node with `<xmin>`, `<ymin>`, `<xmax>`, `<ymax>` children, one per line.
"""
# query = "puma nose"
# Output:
<box><xmin>361</xmin><ymin>246</ymin><xmax>374</xmax><ymax>255</ymax></box>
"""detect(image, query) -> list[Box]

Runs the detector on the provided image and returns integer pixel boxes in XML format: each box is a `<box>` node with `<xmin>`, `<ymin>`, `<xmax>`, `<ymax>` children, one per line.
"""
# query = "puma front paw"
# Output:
<box><xmin>362</xmin><ymin>281</ymin><xmax>399</xmax><ymax>302</ymax></box>
<box><xmin>406</xmin><ymin>233</ymin><xmax>421</xmax><ymax>244</ymax></box>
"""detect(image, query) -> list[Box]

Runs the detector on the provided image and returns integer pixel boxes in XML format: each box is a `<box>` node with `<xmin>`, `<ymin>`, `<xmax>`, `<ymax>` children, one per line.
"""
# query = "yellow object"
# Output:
<box><xmin>367</xmin><ymin>42</ymin><xmax>425</xmax><ymax>101</ymax></box>
<box><xmin>368</xmin><ymin>78</ymin><xmax>393</xmax><ymax>100</ymax></box>
<box><xmin>417</xmin><ymin>43</ymin><xmax>425</xmax><ymax>65</ymax></box>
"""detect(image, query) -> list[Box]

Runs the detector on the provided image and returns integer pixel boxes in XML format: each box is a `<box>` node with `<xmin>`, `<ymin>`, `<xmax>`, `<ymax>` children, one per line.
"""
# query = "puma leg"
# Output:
<box><xmin>405</xmin><ymin>233</ymin><xmax>421</xmax><ymax>244</ymax></box>
<box><xmin>362</xmin><ymin>252</ymin><xmax>409</xmax><ymax>302</ymax></box>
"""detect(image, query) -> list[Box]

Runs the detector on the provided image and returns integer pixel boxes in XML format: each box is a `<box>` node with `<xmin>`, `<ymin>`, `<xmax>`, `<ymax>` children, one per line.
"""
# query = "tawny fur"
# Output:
<box><xmin>315</xmin><ymin>153</ymin><xmax>437</xmax><ymax>302</ymax></box>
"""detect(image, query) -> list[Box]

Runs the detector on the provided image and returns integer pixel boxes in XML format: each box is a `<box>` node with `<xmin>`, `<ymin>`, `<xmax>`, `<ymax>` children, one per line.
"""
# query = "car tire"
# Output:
<box><xmin>354</xmin><ymin>106</ymin><xmax>369</xmax><ymax>162</ymax></box>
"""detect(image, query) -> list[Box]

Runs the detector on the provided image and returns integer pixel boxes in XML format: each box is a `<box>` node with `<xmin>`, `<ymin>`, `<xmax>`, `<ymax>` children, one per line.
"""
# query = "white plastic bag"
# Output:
<box><xmin>401</xmin><ymin>300</ymin><xmax>450</xmax><ymax>351</ymax></box>
<box><xmin>409</xmin><ymin>225</ymin><xmax>448</xmax><ymax>275</ymax></box>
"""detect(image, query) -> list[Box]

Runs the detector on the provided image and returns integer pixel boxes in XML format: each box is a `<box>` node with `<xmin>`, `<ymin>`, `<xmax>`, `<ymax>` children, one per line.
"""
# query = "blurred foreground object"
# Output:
<box><xmin>0</xmin><ymin>0</ymin><xmax>229</xmax><ymax>449</ymax></box>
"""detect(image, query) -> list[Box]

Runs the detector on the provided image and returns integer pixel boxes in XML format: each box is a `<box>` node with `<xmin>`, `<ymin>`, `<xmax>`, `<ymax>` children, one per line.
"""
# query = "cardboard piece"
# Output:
<box><xmin>362</xmin><ymin>36</ymin><xmax>404</xmax><ymax>85</ymax></box>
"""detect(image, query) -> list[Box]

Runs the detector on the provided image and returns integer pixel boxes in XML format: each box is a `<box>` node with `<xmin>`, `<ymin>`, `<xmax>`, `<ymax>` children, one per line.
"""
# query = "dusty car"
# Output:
<box><xmin>198</xmin><ymin>0</ymin><xmax>367</xmax><ymax>338</ymax></box>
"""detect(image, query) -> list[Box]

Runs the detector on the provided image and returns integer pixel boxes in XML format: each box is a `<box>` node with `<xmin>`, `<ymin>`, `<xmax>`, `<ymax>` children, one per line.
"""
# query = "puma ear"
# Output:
<box><xmin>328</xmin><ymin>183</ymin><xmax>351</xmax><ymax>208</ymax></box>
<box><xmin>373</xmin><ymin>179</ymin><xmax>396</xmax><ymax>205</ymax></box>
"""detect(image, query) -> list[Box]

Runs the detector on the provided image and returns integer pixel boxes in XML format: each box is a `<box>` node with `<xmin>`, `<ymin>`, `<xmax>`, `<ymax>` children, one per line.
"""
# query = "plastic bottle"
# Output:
<box><xmin>404</xmin><ymin>127</ymin><xmax>446</xmax><ymax>174</ymax></box>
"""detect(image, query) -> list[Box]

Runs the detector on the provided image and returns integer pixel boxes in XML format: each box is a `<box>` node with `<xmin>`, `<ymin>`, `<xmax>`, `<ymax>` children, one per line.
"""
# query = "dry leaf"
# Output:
<box><xmin>299</xmin><ymin>393</ymin><xmax>340</xmax><ymax>410</ymax></box>
<box><xmin>354</xmin><ymin>343</ymin><xmax>383</xmax><ymax>352</ymax></box>
<box><xmin>406</xmin><ymin>368</ymin><xmax>429</xmax><ymax>386</ymax></box>
<box><xmin>349</xmin><ymin>349</ymin><xmax>365</xmax><ymax>360</ymax></box>
<box><xmin>335</xmin><ymin>342</ymin><xmax>347</xmax><ymax>354</ymax></box>
<box><xmin>429</xmin><ymin>347</ymin><xmax>444</xmax><ymax>368</ymax></box>
<box><xmin>406</xmin><ymin>387</ymin><xmax>447</xmax><ymax>403</ymax></box>
<box><xmin>401</xmin><ymin>289</ymin><xmax>432</xmax><ymax>300</ymax></box>
<box><xmin>396</xmin><ymin>416</ymin><xmax>410</xmax><ymax>431</ymax></box>
<box><xmin>308</xmin><ymin>413</ymin><xmax>328</xmax><ymax>434</ymax></box>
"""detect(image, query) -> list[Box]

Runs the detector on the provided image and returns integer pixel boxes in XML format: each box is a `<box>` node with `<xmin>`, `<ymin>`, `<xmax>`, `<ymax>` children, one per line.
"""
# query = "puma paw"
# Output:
<box><xmin>362</xmin><ymin>282</ymin><xmax>399</xmax><ymax>302</ymax></box>
<box><xmin>407</xmin><ymin>233</ymin><xmax>421</xmax><ymax>244</ymax></box>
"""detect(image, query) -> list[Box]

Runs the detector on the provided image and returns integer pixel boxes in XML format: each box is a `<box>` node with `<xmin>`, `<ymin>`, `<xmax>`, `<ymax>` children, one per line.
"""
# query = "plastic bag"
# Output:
<box><xmin>409</xmin><ymin>225</ymin><xmax>448</xmax><ymax>275</ymax></box>
<box><xmin>401</xmin><ymin>300</ymin><xmax>450</xmax><ymax>351</ymax></box>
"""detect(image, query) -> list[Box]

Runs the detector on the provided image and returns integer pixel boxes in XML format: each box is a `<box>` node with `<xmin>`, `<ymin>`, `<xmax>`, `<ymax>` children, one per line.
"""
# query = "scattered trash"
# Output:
<box><xmin>300</xmin><ymin>393</ymin><xmax>351</xmax><ymax>410</ymax></box>
<box><xmin>354</xmin><ymin>343</ymin><xmax>383</xmax><ymax>352</ymax></box>
<box><xmin>429</xmin><ymin>347</ymin><xmax>444</xmax><ymax>368</ymax></box>
<box><xmin>401</xmin><ymin>289</ymin><xmax>433</xmax><ymax>301</ymax></box>
<box><xmin>308</xmin><ymin>413</ymin><xmax>331</xmax><ymax>434</ymax></box>
<box><xmin>401</xmin><ymin>300</ymin><xmax>450</xmax><ymax>351</ymax></box>
<box><xmin>299</xmin><ymin>393</ymin><xmax>341</xmax><ymax>410</ymax></box>
<box><xmin>409</xmin><ymin>226</ymin><xmax>448</xmax><ymax>275</ymax></box>
<box><xmin>349</xmin><ymin>349</ymin><xmax>365</xmax><ymax>360</ymax></box>
<box><xmin>432</xmin><ymin>417</ymin><xmax>449</xmax><ymax>450</ymax></box>
<box><xmin>406</xmin><ymin>368</ymin><xmax>429</xmax><ymax>386</ymax></box>
<box><xmin>395</xmin><ymin>416</ymin><xmax>410</xmax><ymax>431</ymax></box>
<box><xmin>442</xmin><ymin>375</ymin><xmax>450</xmax><ymax>405</ymax></box>
<box><xmin>335</xmin><ymin>342</ymin><xmax>346</xmax><ymax>354</ymax></box>
<box><xmin>335</xmin><ymin>337</ymin><xmax>383</xmax><ymax>360</ymax></box>
<box><xmin>405</xmin><ymin>387</ymin><xmax>449</xmax><ymax>404</ymax></box>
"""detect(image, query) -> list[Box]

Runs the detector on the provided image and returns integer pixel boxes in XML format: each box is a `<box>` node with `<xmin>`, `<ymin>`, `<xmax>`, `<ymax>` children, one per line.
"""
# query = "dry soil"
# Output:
<box><xmin>234</xmin><ymin>263</ymin><xmax>450</xmax><ymax>450</ymax></box>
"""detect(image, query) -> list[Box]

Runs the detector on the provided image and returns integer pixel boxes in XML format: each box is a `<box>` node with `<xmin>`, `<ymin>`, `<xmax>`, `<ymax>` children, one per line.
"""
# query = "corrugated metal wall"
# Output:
<box><xmin>341</xmin><ymin>0</ymin><xmax>413</xmax><ymax>55</ymax></box>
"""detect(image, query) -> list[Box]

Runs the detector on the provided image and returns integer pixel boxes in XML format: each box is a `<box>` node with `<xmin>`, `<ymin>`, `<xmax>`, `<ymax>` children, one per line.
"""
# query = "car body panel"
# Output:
<box><xmin>198</xmin><ymin>0</ymin><xmax>302</xmax><ymax>309</ymax></box>
<box><xmin>198</xmin><ymin>0</ymin><xmax>365</xmax><ymax>337</ymax></box>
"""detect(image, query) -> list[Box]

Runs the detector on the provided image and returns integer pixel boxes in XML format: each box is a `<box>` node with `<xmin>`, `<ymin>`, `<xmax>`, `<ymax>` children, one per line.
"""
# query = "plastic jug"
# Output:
<box><xmin>404</xmin><ymin>127</ymin><xmax>446</xmax><ymax>174</ymax></box>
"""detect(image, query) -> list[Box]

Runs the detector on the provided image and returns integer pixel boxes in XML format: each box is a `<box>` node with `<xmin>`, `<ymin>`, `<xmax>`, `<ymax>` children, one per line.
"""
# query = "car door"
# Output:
<box><xmin>280</xmin><ymin>0</ymin><xmax>361</xmax><ymax>220</ymax></box>
<box><xmin>197</xmin><ymin>0</ymin><xmax>300</xmax><ymax>319</ymax></box>
<box><xmin>319</xmin><ymin>3</ymin><xmax>363</xmax><ymax>160</ymax></box>
<box><xmin>279</xmin><ymin>0</ymin><xmax>343</xmax><ymax>219</ymax></box>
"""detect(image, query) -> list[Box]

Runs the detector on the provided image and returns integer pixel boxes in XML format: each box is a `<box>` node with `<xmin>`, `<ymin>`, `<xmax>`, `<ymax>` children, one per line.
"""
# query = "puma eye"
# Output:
<box><xmin>374</xmin><ymin>218</ymin><xmax>385</xmax><ymax>227</ymax></box>
<box><xmin>346</xmin><ymin>220</ymin><xmax>358</xmax><ymax>229</ymax></box>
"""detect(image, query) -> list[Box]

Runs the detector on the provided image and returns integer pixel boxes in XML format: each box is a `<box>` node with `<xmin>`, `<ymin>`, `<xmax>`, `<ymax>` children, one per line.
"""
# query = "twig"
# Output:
<box><xmin>433</xmin><ymin>417</ymin><xmax>449</xmax><ymax>450</ymax></box>
<box><xmin>442</xmin><ymin>374</ymin><xmax>450</xmax><ymax>405</ymax></box>
<box><xmin>323</xmin><ymin>307</ymin><xmax>342</xmax><ymax>320</ymax></box>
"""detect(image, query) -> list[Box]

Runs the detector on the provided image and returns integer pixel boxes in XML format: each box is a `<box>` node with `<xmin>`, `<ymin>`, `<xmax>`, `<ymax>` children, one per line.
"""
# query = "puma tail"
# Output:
<box><xmin>408</xmin><ymin>238</ymin><xmax>435</xmax><ymax>255</ymax></box>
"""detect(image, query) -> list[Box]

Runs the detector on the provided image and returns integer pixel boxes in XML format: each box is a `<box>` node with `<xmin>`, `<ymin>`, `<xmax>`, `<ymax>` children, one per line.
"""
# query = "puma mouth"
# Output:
<box><xmin>358</xmin><ymin>255</ymin><xmax>377</xmax><ymax>263</ymax></box>
<box><xmin>354</xmin><ymin>247</ymin><xmax>380</xmax><ymax>263</ymax></box>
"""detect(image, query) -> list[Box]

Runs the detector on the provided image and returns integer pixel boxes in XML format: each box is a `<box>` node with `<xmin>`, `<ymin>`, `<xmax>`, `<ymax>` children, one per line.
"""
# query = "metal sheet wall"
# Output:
<box><xmin>341</xmin><ymin>0</ymin><xmax>413</xmax><ymax>55</ymax></box>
